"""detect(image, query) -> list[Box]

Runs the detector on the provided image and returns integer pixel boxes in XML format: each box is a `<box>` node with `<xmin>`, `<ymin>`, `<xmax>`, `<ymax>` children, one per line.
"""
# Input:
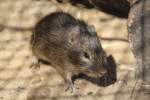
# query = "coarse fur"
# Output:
<box><xmin>30</xmin><ymin>12</ymin><xmax>107</xmax><ymax>91</ymax></box>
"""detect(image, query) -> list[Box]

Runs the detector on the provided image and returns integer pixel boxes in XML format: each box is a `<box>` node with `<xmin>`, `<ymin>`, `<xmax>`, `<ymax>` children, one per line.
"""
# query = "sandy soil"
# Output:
<box><xmin>0</xmin><ymin>0</ymin><xmax>137</xmax><ymax>100</ymax></box>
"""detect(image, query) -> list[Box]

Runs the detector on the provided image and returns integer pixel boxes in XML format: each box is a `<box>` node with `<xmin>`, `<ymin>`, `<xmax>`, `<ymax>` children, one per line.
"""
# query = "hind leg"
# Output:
<box><xmin>30</xmin><ymin>55</ymin><xmax>41</xmax><ymax>69</ymax></box>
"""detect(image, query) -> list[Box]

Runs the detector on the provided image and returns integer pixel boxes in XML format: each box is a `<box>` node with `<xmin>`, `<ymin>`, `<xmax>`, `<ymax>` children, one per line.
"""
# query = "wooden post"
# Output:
<box><xmin>128</xmin><ymin>0</ymin><xmax>150</xmax><ymax>99</ymax></box>
<box><xmin>128</xmin><ymin>0</ymin><xmax>150</xmax><ymax>84</ymax></box>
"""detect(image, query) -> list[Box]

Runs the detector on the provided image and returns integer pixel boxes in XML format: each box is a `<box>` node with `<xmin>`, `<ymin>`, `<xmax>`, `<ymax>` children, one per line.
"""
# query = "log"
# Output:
<box><xmin>128</xmin><ymin>0</ymin><xmax>150</xmax><ymax>84</ymax></box>
<box><xmin>57</xmin><ymin>0</ymin><xmax>130</xmax><ymax>18</ymax></box>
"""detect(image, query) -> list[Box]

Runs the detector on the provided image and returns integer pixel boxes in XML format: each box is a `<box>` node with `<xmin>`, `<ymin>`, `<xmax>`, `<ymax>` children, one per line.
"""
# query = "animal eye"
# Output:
<box><xmin>84</xmin><ymin>52</ymin><xmax>90</xmax><ymax>59</ymax></box>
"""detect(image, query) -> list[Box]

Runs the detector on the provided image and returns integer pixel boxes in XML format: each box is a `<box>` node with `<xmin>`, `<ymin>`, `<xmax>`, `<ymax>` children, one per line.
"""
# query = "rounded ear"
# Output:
<box><xmin>68</xmin><ymin>26</ymin><xmax>80</xmax><ymax>45</ymax></box>
<box><xmin>87</xmin><ymin>25</ymin><xmax>96</xmax><ymax>35</ymax></box>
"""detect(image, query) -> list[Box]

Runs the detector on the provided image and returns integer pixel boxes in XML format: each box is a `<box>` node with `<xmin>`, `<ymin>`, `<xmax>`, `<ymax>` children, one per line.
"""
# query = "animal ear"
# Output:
<box><xmin>87</xmin><ymin>25</ymin><xmax>96</xmax><ymax>35</ymax></box>
<box><xmin>69</xmin><ymin>26</ymin><xmax>80</xmax><ymax>44</ymax></box>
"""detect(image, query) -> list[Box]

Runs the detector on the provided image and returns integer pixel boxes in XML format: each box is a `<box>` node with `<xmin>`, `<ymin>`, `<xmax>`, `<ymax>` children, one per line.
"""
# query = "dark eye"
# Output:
<box><xmin>84</xmin><ymin>52</ymin><xmax>90</xmax><ymax>59</ymax></box>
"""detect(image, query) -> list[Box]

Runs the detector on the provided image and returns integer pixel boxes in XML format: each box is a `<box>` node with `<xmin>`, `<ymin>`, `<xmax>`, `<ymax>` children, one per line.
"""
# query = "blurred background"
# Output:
<box><xmin>0</xmin><ymin>0</ymin><xmax>137</xmax><ymax>100</ymax></box>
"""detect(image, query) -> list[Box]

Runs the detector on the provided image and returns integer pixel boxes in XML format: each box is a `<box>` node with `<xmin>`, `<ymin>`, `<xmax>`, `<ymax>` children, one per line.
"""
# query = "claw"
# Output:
<box><xmin>65</xmin><ymin>80</ymin><xmax>75</xmax><ymax>93</ymax></box>
<box><xmin>65</xmin><ymin>84</ymin><xmax>74</xmax><ymax>93</ymax></box>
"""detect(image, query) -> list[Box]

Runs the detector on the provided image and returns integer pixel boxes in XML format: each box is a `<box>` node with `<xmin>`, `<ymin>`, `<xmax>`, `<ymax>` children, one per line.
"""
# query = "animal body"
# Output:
<box><xmin>30</xmin><ymin>12</ymin><xmax>107</xmax><ymax>91</ymax></box>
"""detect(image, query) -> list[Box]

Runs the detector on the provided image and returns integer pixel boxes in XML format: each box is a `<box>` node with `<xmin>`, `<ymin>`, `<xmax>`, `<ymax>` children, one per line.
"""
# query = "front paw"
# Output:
<box><xmin>65</xmin><ymin>81</ymin><xmax>78</xmax><ymax>93</ymax></box>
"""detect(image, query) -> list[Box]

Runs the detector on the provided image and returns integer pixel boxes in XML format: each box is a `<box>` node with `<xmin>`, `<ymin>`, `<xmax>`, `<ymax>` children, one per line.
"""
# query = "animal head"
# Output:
<box><xmin>68</xmin><ymin>21</ymin><xmax>107</xmax><ymax>77</ymax></box>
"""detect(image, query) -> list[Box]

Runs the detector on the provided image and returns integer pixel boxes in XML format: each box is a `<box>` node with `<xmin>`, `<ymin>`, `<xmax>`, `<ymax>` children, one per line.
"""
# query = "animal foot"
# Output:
<box><xmin>65</xmin><ymin>81</ymin><xmax>78</xmax><ymax>93</ymax></box>
<box><xmin>30</xmin><ymin>56</ymin><xmax>40</xmax><ymax>69</ymax></box>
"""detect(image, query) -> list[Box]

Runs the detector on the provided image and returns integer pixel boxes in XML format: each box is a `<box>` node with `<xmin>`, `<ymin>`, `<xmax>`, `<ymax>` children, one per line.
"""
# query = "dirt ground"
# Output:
<box><xmin>0</xmin><ymin>0</ymin><xmax>138</xmax><ymax>100</ymax></box>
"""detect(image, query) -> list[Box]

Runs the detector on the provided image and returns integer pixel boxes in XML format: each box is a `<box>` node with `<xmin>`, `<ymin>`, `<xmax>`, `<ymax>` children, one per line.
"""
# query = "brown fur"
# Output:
<box><xmin>30</xmin><ymin>12</ymin><xmax>107</xmax><ymax>91</ymax></box>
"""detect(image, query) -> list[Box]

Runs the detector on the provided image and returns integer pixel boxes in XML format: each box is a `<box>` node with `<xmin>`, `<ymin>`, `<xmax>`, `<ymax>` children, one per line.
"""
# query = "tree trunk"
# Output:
<box><xmin>128</xmin><ymin>0</ymin><xmax>150</xmax><ymax>99</ymax></box>
<box><xmin>128</xmin><ymin>0</ymin><xmax>150</xmax><ymax>84</ymax></box>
